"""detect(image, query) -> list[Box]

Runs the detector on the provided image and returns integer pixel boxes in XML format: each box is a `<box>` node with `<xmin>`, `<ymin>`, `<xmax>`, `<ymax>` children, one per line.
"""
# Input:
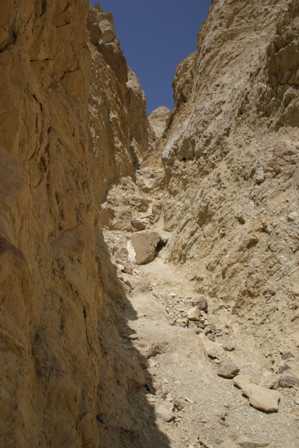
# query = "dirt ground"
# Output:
<box><xmin>103</xmin><ymin>166</ymin><xmax>299</xmax><ymax>448</ymax></box>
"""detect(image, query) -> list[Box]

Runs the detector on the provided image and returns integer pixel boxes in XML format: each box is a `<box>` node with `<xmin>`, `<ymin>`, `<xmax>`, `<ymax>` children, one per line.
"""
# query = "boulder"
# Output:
<box><xmin>128</xmin><ymin>231</ymin><xmax>163</xmax><ymax>265</ymax></box>
<box><xmin>217</xmin><ymin>360</ymin><xmax>240</xmax><ymax>379</ymax></box>
<box><xmin>234</xmin><ymin>376</ymin><xmax>281</xmax><ymax>413</ymax></box>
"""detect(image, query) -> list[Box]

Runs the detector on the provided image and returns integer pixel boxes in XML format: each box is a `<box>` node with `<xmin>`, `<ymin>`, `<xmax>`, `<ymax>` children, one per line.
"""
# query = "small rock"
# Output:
<box><xmin>255</xmin><ymin>163</ymin><xmax>265</xmax><ymax>185</ymax></box>
<box><xmin>143</xmin><ymin>342</ymin><xmax>168</xmax><ymax>359</ymax></box>
<box><xmin>207</xmin><ymin>345</ymin><xmax>224</xmax><ymax>360</ymax></box>
<box><xmin>245</xmin><ymin>384</ymin><xmax>280</xmax><ymax>413</ymax></box>
<box><xmin>156</xmin><ymin>402</ymin><xmax>174</xmax><ymax>422</ymax></box>
<box><xmin>276</xmin><ymin>361</ymin><xmax>290</xmax><ymax>374</ymax></box>
<box><xmin>280</xmin><ymin>351</ymin><xmax>295</xmax><ymax>360</ymax></box>
<box><xmin>217</xmin><ymin>360</ymin><xmax>240</xmax><ymax>379</ymax></box>
<box><xmin>238</xmin><ymin>437</ymin><xmax>269</xmax><ymax>447</ymax></box>
<box><xmin>288</xmin><ymin>211</ymin><xmax>298</xmax><ymax>222</ymax></box>
<box><xmin>278</xmin><ymin>373</ymin><xmax>299</xmax><ymax>389</ymax></box>
<box><xmin>204</xmin><ymin>324</ymin><xmax>218</xmax><ymax>341</ymax></box>
<box><xmin>173</xmin><ymin>398</ymin><xmax>185</xmax><ymax>411</ymax></box>
<box><xmin>222</xmin><ymin>340</ymin><xmax>235</xmax><ymax>352</ymax></box>
<box><xmin>200</xmin><ymin>335</ymin><xmax>224</xmax><ymax>360</ymax></box>
<box><xmin>260</xmin><ymin>372</ymin><xmax>279</xmax><ymax>390</ymax></box>
<box><xmin>294</xmin><ymin>394</ymin><xmax>299</xmax><ymax>406</ymax></box>
<box><xmin>191</xmin><ymin>295</ymin><xmax>208</xmax><ymax>313</ymax></box>
<box><xmin>235</xmin><ymin>375</ymin><xmax>280</xmax><ymax>412</ymax></box>
<box><xmin>131</xmin><ymin>218</ymin><xmax>147</xmax><ymax>231</ymax></box>
<box><xmin>187</xmin><ymin>306</ymin><xmax>202</xmax><ymax>321</ymax></box>
<box><xmin>177</xmin><ymin>318</ymin><xmax>189</xmax><ymax>328</ymax></box>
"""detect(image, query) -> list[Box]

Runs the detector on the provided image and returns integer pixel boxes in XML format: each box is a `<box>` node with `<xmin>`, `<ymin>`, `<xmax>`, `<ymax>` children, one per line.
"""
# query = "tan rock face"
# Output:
<box><xmin>0</xmin><ymin>3</ymin><xmax>158</xmax><ymax>448</ymax></box>
<box><xmin>149</xmin><ymin>106</ymin><xmax>171</xmax><ymax>140</ymax></box>
<box><xmin>129</xmin><ymin>231</ymin><xmax>162</xmax><ymax>265</ymax></box>
<box><xmin>88</xmin><ymin>7</ymin><xmax>151</xmax><ymax>203</ymax></box>
<box><xmin>163</xmin><ymin>0</ymin><xmax>299</xmax><ymax>346</ymax></box>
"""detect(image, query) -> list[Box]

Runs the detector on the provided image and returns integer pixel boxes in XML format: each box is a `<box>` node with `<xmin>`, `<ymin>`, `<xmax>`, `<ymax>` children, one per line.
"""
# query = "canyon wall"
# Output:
<box><xmin>88</xmin><ymin>6</ymin><xmax>151</xmax><ymax>203</ymax></box>
<box><xmin>0</xmin><ymin>2</ymin><xmax>160</xmax><ymax>448</ymax></box>
<box><xmin>163</xmin><ymin>0</ymin><xmax>299</xmax><ymax>342</ymax></box>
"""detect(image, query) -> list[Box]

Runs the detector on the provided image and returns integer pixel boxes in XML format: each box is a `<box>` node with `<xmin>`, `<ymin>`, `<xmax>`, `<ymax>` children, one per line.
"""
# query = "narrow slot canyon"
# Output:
<box><xmin>0</xmin><ymin>1</ymin><xmax>299</xmax><ymax>448</ymax></box>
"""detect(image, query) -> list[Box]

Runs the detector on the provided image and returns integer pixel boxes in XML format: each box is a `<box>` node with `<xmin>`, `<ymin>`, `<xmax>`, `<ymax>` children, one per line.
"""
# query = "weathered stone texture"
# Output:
<box><xmin>163</xmin><ymin>0</ymin><xmax>299</xmax><ymax>340</ymax></box>
<box><xmin>0</xmin><ymin>3</ymin><xmax>155</xmax><ymax>448</ymax></box>
<box><xmin>88</xmin><ymin>7</ymin><xmax>151</xmax><ymax>203</ymax></box>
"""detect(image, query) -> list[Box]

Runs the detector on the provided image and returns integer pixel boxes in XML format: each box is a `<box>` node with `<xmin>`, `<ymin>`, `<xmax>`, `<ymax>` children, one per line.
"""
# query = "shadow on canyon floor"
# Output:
<box><xmin>97</xmin><ymin>235</ymin><xmax>171</xmax><ymax>448</ymax></box>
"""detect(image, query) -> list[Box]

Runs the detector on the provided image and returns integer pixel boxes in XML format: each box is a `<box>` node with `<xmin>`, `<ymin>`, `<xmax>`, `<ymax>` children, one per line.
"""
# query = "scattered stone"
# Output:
<box><xmin>191</xmin><ymin>295</ymin><xmax>208</xmax><ymax>313</ymax></box>
<box><xmin>143</xmin><ymin>342</ymin><xmax>168</xmax><ymax>359</ymax></box>
<box><xmin>128</xmin><ymin>231</ymin><xmax>162</xmax><ymax>265</ymax></box>
<box><xmin>278</xmin><ymin>373</ymin><xmax>299</xmax><ymax>389</ymax></box>
<box><xmin>156</xmin><ymin>402</ymin><xmax>175</xmax><ymax>422</ymax></box>
<box><xmin>234</xmin><ymin>375</ymin><xmax>281</xmax><ymax>413</ymax></box>
<box><xmin>238</xmin><ymin>437</ymin><xmax>270</xmax><ymax>447</ymax></box>
<box><xmin>280</xmin><ymin>351</ymin><xmax>295</xmax><ymax>360</ymax></box>
<box><xmin>234</xmin><ymin>375</ymin><xmax>280</xmax><ymax>412</ymax></box>
<box><xmin>200</xmin><ymin>335</ymin><xmax>224</xmax><ymax>361</ymax></box>
<box><xmin>222</xmin><ymin>340</ymin><xmax>235</xmax><ymax>352</ymax></box>
<box><xmin>288</xmin><ymin>211</ymin><xmax>298</xmax><ymax>222</ymax></box>
<box><xmin>294</xmin><ymin>394</ymin><xmax>299</xmax><ymax>406</ymax></box>
<box><xmin>217</xmin><ymin>360</ymin><xmax>240</xmax><ymax>379</ymax></box>
<box><xmin>187</xmin><ymin>306</ymin><xmax>202</xmax><ymax>321</ymax></box>
<box><xmin>277</xmin><ymin>362</ymin><xmax>290</xmax><ymax>374</ymax></box>
<box><xmin>207</xmin><ymin>345</ymin><xmax>224</xmax><ymax>360</ymax></box>
<box><xmin>234</xmin><ymin>375</ymin><xmax>253</xmax><ymax>391</ymax></box>
<box><xmin>244</xmin><ymin>384</ymin><xmax>280</xmax><ymax>413</ymax></box>
<box><xmin>204</xmin><ymin>324</ymin><xmax>218</xmax><ymax>341</ymax></box>
<box><xmin>173</xmin><ymin>398</ymin><xmax>185</xmax><ymax>411</ymax></box>
<box><xmin>255</xmin><ymin>163</ymin><xmax>265</xmax><ymax>184</ymax></box>
<box><xmin>131</xmin><ymin>218</ymin><xmax>147</xmax><ymax>231</ymax></box>
<box><xmin>177</xmin><ymin>318</ymin><xmax>189</xmax><ymax>328</ymax></box>
<box><xmin>260</xmin><ymin>372</ymin><xmax>279</xmax><ymax>390</ymax></box>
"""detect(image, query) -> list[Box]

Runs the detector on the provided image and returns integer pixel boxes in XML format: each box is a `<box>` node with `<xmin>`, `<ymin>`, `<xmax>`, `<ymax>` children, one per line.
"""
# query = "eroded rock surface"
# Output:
<box><xmin>163</xmin><ymin>0</ymin><xmax>299</xmax><ymax>380</ymax></box>
<box><xmin>149</xmin><ymin>106</ymin><xmax>171</xmax><ymax>140</ymax></box>
<box><xmin>88</xmin><ymin>7</ymin><xmax>152</xmax><ymax>203</ymax></box>
<box><xmin>0</xmin><ymin>3</ymin><xmax>166</xmax><ymax>448</ymax></box>
<box><xmin>2</xmin><ymin>1</ymin><xmax>299</xmax><ymax>448</ymax></box>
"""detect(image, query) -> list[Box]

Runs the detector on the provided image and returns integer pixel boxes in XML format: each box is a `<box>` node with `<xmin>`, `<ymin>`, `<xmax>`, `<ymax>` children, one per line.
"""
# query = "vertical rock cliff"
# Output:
<box><xmin>0</xmin><ymin>2</ymin><xmax>163</xmax><ymax>448</ymax></box>
<box><xmin>163</xmin><ymin>0</ymin><xmax>299</xmax><ymax>340</ymax></box>
<box><xmin>88</xmin><ymin>6</ymin><xmax>151</xmax><ymax>203</ymax></box>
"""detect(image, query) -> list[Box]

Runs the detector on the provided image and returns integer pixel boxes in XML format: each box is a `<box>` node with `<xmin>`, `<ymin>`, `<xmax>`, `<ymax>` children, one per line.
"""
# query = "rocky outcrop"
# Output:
<box><xmin>163</xmin><ymin>0</ymin><xmax>299</xmax><ymax>353</ymax></box>
<box><xmin>0</xmin><ymin>3</ymin><xmax>164</xmax><ymax>448</ymax></box>
<box><xmin>149</xmin><ymin>106</ymin><xmax>171</xmax><ymax>140</ymax></box>
<box><xmin>88</xmin><ymin>7</ymin><xmax>151</xmax><ymax>203</ymax></box>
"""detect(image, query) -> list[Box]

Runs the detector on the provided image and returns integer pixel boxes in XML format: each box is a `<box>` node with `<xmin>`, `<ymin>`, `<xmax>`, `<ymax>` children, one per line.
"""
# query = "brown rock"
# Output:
<box><xmin>278</xmin><ymin>373</ymin><xmax>299</xmax><ymax>389</ymax></box>
<box><xmin>149</xmin><ymin>106</ymin><xmax>171</xmax><ymax>140</ymax></box>
<box><xmin>187</xmin><ymin>306</ymin><xmax>202</xmax><ymax>321</ymax></box>
<box><xmin>217</xmin><ymin>360</ymin><xmax>240</xmax><ymax>379</ymax></box>
<box><xmin>129</xmin><ymin>231</ymin><xmax>162</xmax><ymax>265</ymax></box>
<box><xmin>235</xmin><ymin>377</ymin><xmax>281</xmax><ymax>413</ymax></box>
<box><xmin>131</xmin><ymin>218</ymin><xmax>147</xmax><ymax>231</ymax></box>
<box><xmin>191</xmin><ymin>295</ymin><xmax>208</xmax><ymax>312</ymax></box>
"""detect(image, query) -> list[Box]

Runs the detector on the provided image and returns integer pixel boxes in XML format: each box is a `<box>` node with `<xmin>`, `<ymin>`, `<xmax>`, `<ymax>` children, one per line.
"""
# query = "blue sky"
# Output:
<box><xmin>91</xmin><ymin>1</ymin><xmax>211</xmax><ymax>112</ymax></box>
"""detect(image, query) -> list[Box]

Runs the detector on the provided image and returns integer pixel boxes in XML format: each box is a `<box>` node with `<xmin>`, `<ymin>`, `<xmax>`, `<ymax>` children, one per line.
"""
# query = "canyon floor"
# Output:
<box><xmin>103</xmin><ymin>164</ymin><xmax>299</xmax><ymax>448</ymax></box>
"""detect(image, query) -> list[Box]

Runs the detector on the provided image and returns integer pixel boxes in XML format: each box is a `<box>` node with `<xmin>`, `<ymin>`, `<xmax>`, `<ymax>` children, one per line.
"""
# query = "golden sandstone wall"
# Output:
<box><xmin>0</xmin><ymin>2</ymin><xmax>157</xmax><ymax>448</ymax></box>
